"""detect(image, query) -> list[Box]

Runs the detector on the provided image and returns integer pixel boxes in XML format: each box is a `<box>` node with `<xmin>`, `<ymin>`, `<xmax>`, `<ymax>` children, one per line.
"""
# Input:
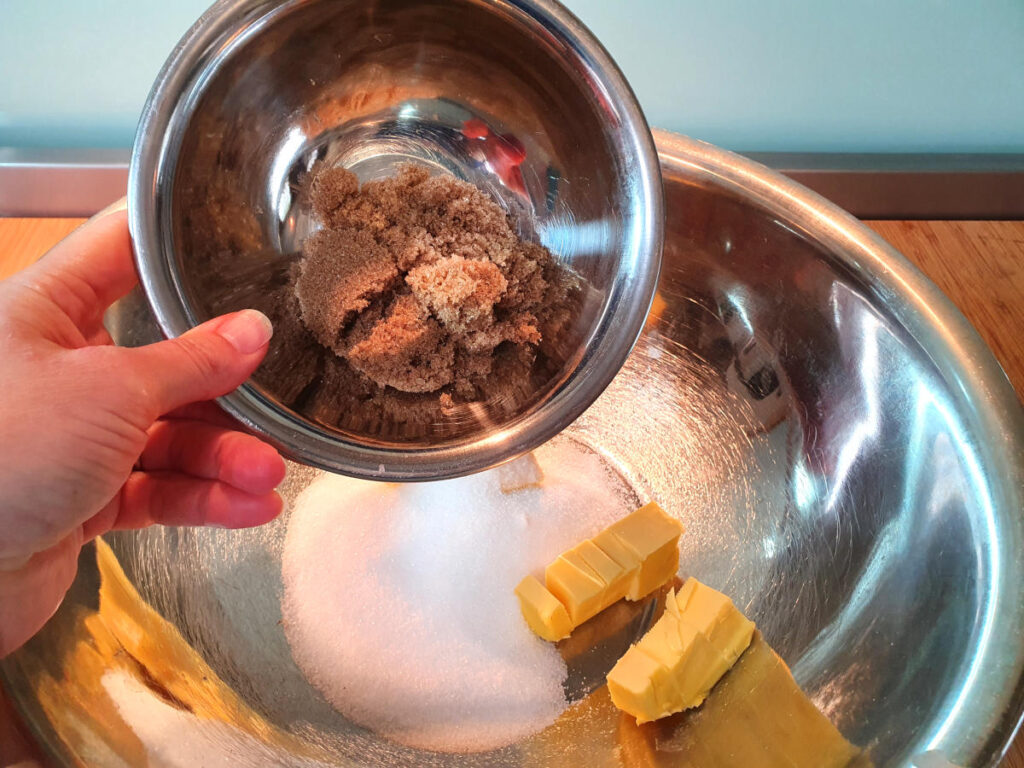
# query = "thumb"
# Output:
<box><xmin>126</xmin><ymin>309</ymin><xmax>273</xmax><ymax>417</ymax></box>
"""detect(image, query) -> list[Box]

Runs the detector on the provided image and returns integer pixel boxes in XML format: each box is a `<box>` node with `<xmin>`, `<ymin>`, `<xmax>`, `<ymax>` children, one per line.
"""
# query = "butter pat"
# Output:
<box><xmin>514</xmin><ymin>575</ymin><xmax>572</xmax><ymax>642</ymax></box>
<box><xmin>675</xmin><ymin>577</ymin><xmax>755</xmax><ymax>668</ymax></box>
<box><xmin>573</xmin><ymin>540</ymin><xmax>632</xmax><ymax>603</ymax></box>
<box><xmin>606</xmin><ymin>502</ymin><xmax>684</xmax><ymax>600</ymax></box>
<box><xmin>615</xmin><ymin>631</ymin><xmax>866</xmax><ymax>768</ymax></box>
<box><xmin>607</xmin><ymin>578</ymin><xmax>755</xmax><ymax>723</ymax></box>
<box><xmin>545</xmin><ymin>556</ymin><xmax>607</xmax><ymax>626</ymax></box>
<box><xmin>549</xmin><ymin>501</ymin><xmax>681</xmax><ymax>628</ymax></box>
<box><xmin>517</xmin><ymin>501</ymin><xmax>683</xmax><ymax>641</ymax></box>
<box><xmin>635</xmin><ymin>614</ymin><xmax>724</xmax><ymax>714</ymax></box>
<box><xmin>602</xmin><ymin>644</ymin><xmax>663</xmax><ymax>719</ymax></box>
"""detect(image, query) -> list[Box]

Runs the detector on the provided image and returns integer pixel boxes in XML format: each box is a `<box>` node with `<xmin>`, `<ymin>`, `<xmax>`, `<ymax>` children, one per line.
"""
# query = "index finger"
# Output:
<box><xmin>22</xmin><ymin>207</ymin><xmax>138</xmax><ymax>332</ymax></box>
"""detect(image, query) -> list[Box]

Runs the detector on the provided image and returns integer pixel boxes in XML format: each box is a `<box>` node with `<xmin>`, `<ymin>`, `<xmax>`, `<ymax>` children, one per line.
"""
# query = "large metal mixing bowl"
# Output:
<box><xmin>127</xmin><ymin>0</ymin><xmax>663</xmax><ymax>481</ymax></box>
<box><xmin>4</xmin><ymin>132</ymin><xmax>1024</xmax><ymax>767</ymax></box>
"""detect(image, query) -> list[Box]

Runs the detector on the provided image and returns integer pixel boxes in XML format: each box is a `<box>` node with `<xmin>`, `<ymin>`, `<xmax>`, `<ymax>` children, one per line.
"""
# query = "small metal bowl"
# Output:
<box><xmin>127</xmin><ymin>0</ymin><xmax>663</xmax><ymax>481</ymax></box>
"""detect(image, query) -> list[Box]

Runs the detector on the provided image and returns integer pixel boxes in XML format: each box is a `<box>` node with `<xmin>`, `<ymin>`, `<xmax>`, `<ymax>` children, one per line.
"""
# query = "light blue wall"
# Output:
<box><xmin>1</xmin><ymin>0</ymin><xmax>1022</xmax><ymax>153</ymax></box>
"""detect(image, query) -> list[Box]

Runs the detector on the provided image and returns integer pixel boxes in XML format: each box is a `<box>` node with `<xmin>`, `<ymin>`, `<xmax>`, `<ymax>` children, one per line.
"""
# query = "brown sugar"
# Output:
<box><xmin>346</xmin><ymin>293</ymin><xmax>455</xmax><ymax>393</ymax></box>
<box><xmin>295</xmin><ymin>227</ymin><xmax>398</xmax><ymax>354</ymax></box>
<box><xmin>289</xmin><ymin>164</ymin><xmax>579</xmax><ymax>414</ymax></box>
<box><xmin>406</xmin><ymin>256</ymin><xmax>508</xmax><ymax>335</ymax></box>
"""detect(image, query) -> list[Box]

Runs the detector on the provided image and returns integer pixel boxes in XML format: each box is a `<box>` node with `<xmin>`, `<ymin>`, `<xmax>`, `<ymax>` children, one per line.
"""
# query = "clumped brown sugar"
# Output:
<box><xmin>291</xmin><ymin>165</ymin><xmax>577</xmax><ymax>409</ymax></box>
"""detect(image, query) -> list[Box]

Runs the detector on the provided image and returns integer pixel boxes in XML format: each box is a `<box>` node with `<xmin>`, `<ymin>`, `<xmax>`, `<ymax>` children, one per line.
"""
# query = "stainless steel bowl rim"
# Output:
<box><xmin>127</xmin><ymin>0</ymin><xmax>664</xmax><ymax>481</ymax></box>
<box><xmin>653</xmin><ymin>129</ymin><xmax>1024</xmax><ymax>766</ymax></box>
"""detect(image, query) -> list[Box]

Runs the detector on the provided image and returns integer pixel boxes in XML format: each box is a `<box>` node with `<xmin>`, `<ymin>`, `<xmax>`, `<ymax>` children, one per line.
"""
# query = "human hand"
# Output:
<box><xmin>0</xmin><ymin>209</ymin><xmax>286</xmax><ymax>657</ymax></box>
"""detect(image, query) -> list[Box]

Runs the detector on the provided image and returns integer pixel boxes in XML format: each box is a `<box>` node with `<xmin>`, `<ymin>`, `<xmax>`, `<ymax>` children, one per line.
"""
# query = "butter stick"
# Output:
<box><xmin>514</xmin><ymin>575</ymin><xmax>573</xmax><ymax>642</ymax></box>
<box><xmin>516</xmin><ymin>501</ymin><xmax>683</xmax><ymax>641</ymax></box>
<box><xmin>605</xmin><ymin>502</ymin><xmax>685</xmax><ymax>600</ymax></box>
<box><xmin>607</xmin><ymin>578</ymin><xmax>754</xmax><ymax>723</ymax></box>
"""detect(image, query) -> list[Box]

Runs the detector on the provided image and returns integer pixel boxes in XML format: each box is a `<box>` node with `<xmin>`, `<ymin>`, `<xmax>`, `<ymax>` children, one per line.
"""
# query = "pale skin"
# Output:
<box><xmin>0</xmin><ymin>209</ymin><xmax>286</xmax><ymax>661</ymax></box>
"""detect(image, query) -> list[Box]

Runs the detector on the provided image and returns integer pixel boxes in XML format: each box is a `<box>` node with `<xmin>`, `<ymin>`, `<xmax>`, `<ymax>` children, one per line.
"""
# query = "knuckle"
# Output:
<box><xmin>174</xmin><ymin>335</ymin><xmax>224</xmax><ymax>382</ymax></box>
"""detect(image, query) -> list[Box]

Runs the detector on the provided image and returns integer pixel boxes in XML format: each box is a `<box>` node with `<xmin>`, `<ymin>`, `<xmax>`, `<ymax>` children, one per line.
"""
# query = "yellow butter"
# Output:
<box><xmin>604</xmin><ymin>644</ymin><xmax>663</xmax><ymax>721</ymax></box>
<box><xmin>614</xmin><ymin>632</ymin><xmax>867</xmax><ymax>768</ymax></box>
<box><xmin>517</xmin><ymin>501</ymin><xmax>683</xmax><ymax>642</ymax></box>
<box><xmin>609</xmin><ymin>614</ymin><xmax>722</xmax><ymax>722</ymax></box>
<box><xmin>606</xmin><ymin>502</ymin><xmax>684</xmax><ymax>600</ymax></box>
<box><xmin>637</xmin><ymin>613</ymin><xmax>724</xmax><ymax>714</ymax></box>
<box><xmin>607</xmin><ymin>579</ymin><xmax>755</xmax><ymax>723</ymax></box>
<box><xmin>674</xmin><ymin>577</ymin><xmax>755</xmax><ymax>667</ymax></box>
<box><xmin>514</xmin><ymin>575</ymin><xmax>573</xmax><ymax>642</ymax></box>
<box><xmin>572</xmin><ymin>540</ymin><xmax>632</xmax><ymax>603</ymax></box>
<box><xmin>591</xmin><ymin>527</ymin><xmax>642</xmax><ymax>573</ymax></box>
<box><xmin>544</xmin><ymin>556</ymin><xmax>607</xmax><ymax>626</ymax></box>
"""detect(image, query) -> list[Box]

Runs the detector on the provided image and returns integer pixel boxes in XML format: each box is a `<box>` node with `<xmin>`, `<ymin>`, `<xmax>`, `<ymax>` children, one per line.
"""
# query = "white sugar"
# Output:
<box><xmin>101</xmin><ymin>669</ymin><xmax>328</xmax><ymax>768</ymax></box>
<box><xmin>280</xmin><ymin>438</ymin><xmax>632</xmax><ymax>753</ymax></box>
<box><xmin>498</xmin><ymin>452</ymin><xmax>544</xmax><ymax>493</ymax></box>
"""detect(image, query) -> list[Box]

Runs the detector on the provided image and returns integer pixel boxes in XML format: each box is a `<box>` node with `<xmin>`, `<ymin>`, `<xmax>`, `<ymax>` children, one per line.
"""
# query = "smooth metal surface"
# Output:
<box><xmin>744</xmin><ymin>152</ymin><xmax>1024</xmax><ymax>220</ymax></box>
<box><xmin>5</xmin><ymin>132</ymin><xmax>1024</xmax><ymax>768</ymax></box>
<box><xmin>747</xmin><ymin>152</ymin><xmax>1024</xmax><ymax>172</ymax></box>
<box><xmin>126</xmin><ymin>0</ymin><xmax>664</xmax><ymax>481</ymax></box>
<box><xmin>0</xmin><ymin>148</ymin><xmax>129</xmax><ymax>217</ymax></box>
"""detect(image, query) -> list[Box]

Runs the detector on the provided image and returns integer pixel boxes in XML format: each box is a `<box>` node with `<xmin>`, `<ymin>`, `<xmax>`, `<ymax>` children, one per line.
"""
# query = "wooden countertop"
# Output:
<box><xmin>0</xmin><ymin>217</ymin><xmax>1022</xmax><ymax>766</ymax></box>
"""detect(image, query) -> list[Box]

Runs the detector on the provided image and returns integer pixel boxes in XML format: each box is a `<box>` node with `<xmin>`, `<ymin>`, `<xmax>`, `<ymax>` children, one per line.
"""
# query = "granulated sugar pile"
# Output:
<box><xmin>280</xmin><ymin>439</ymin><xmax>633</xmax><ymax>753</ymax></box>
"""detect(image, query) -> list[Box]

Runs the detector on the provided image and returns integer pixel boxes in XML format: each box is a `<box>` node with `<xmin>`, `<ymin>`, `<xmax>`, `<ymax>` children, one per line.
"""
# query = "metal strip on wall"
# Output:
<box><xmin>0</xmin><ymin>148</ymin><xmax>131</xmax><ymax>218</ymax></box>
<box><xmin>2</xmin><ymin>147</ymin><xmax>1023</xmax><ymax>219</ymax></box>
<box><xmin>745</xmin><ymin>152</ymin><xmax>1024</xmax><ymax>220</ymax></box>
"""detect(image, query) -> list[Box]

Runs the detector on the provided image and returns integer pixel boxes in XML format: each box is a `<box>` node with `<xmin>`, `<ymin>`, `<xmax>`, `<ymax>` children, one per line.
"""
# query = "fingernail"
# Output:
<box><xmin>217</xmin><ymin>310</ymin><xmax>273</xmax><ymax>354</ymax></box>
